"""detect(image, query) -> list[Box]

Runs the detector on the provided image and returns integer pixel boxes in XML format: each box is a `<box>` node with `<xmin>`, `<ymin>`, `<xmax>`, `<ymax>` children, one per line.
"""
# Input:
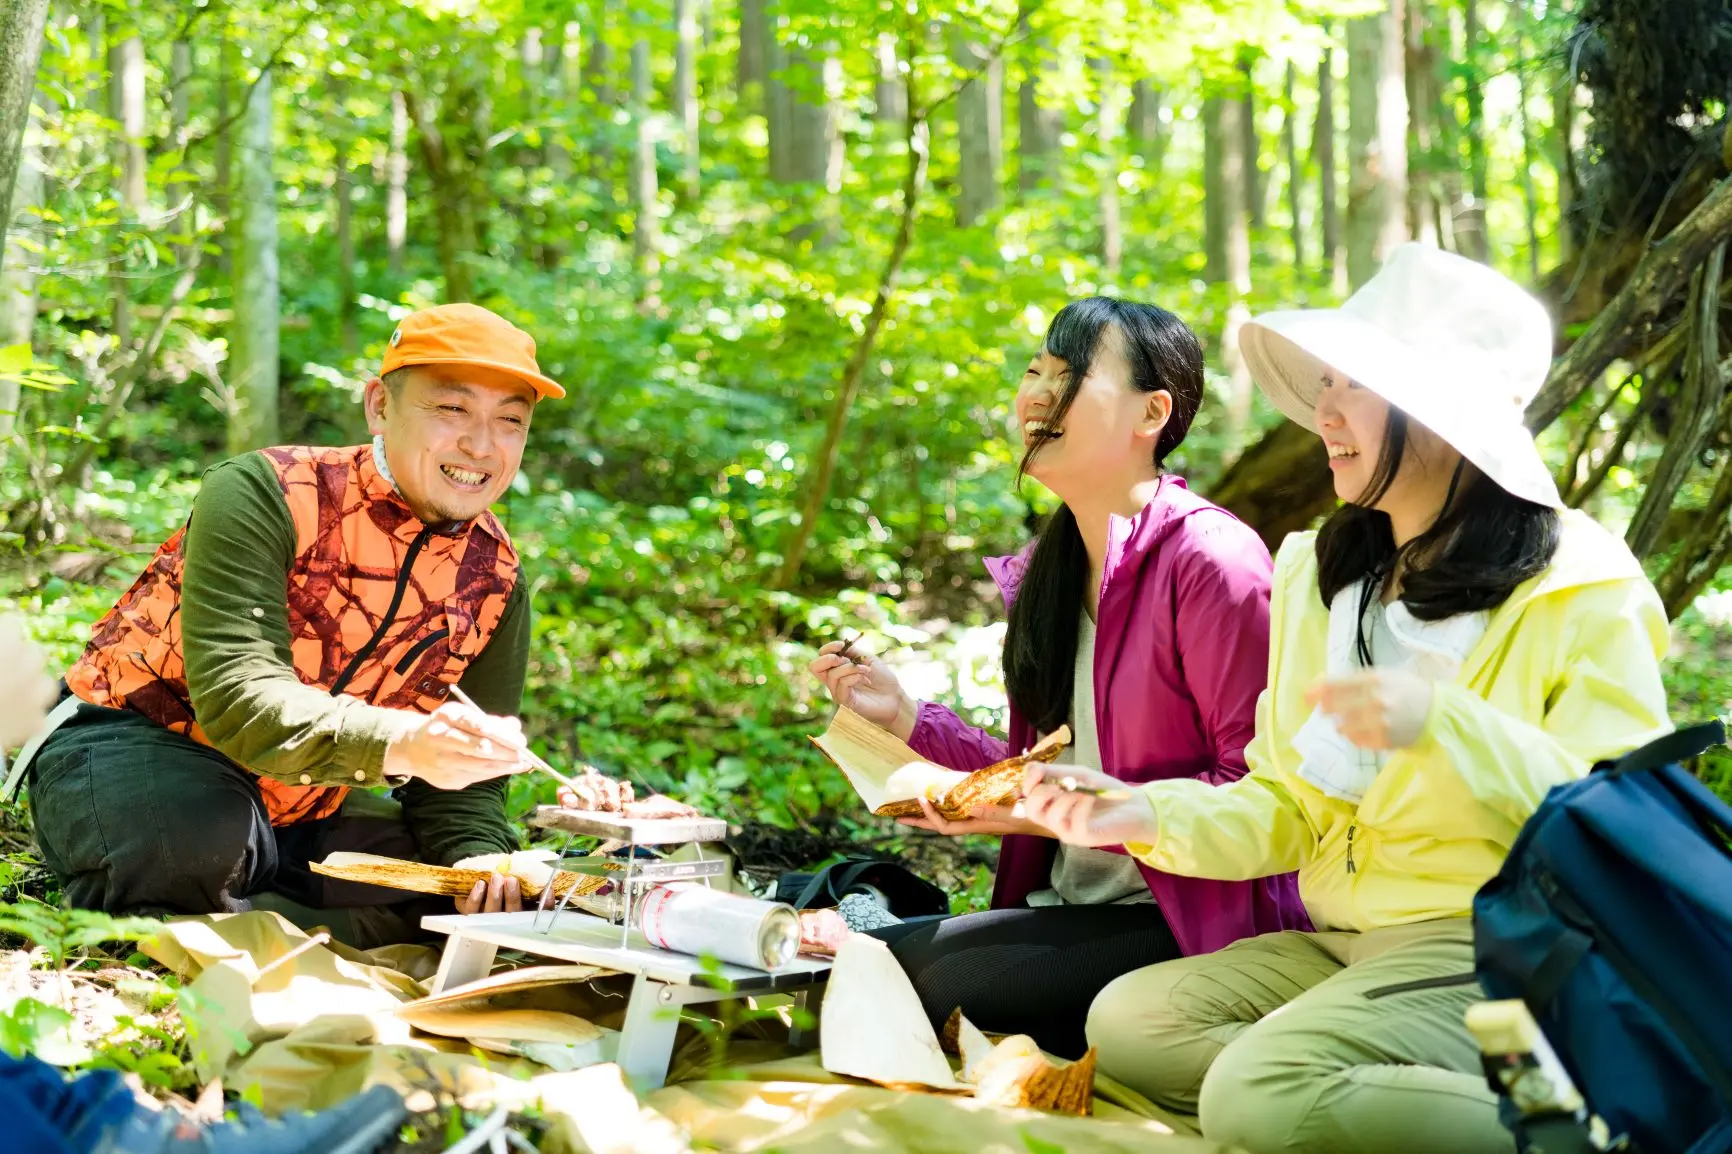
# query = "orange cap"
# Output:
<box><xmin>379</xmin><ymin>303</ymin><xmax>565</xmax><ymax>399</ymax></box>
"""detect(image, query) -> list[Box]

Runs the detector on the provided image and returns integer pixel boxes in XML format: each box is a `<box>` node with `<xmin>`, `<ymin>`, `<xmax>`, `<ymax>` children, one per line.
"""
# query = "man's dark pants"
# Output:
<box><xmin>27</xmin><ymin>697</ymin><xmax>446</xmax><ymax>949</ymax></box>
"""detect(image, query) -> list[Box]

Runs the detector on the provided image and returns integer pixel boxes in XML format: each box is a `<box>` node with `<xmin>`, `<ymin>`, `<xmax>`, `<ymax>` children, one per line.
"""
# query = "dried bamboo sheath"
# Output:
<box><xmin>871</xmin><ymin>731</ymin><xmax>1070</xmax><ymax>821</ymax></box>
<box><xmin>311</xmin><ymin>857</ymin><xmax>611</xmax><ymax>901</ymax></box>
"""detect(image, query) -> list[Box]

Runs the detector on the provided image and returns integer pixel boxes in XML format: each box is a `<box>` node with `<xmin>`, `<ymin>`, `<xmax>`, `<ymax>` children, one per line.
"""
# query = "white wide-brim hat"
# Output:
<box><xmin>1240</xmin><ymin>243</ymin><xmax>1561</xmax><ymax>509</ymax></box>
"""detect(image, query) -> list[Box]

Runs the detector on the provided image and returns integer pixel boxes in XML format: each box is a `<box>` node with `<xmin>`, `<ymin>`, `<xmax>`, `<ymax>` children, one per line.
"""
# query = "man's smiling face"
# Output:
<box><xmin>365</xmin><ymin>363</ymin><xmax>537</xmax><ymax>525</ymax></box>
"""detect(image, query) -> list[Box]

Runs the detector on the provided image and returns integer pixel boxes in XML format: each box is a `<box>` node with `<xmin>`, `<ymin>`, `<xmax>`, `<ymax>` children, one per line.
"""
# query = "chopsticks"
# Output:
<box><xmin>447</xmin><ymin>685</ymin><xmax>590</xmax><ymax>795</ymax></box>
<box><xmin>1050</xmin><ymin>776</ymin><xmax>1132</xmax><ymax>801</ymax></box>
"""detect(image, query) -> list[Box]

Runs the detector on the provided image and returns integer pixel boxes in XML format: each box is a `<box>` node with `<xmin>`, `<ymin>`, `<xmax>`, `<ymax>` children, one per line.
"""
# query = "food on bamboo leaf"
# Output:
<box><xmin>312</xmin><ymin>850</ymin><xmax>614</xmax><ymax>900</ymax></box>
<box><xmin>970</xmin><ymin>1037</ymin><xmax>1097</xmax><ymax>1116</ymax></box>
<box><xmin>870</xmin><ymin>726</ymin><xmax>1071</xmax><ymax>820</ymax></box>
<box><xmin>812</xmin><ymin>705</ymin><xmax>1073</xmax><ymax>820</ymax></box>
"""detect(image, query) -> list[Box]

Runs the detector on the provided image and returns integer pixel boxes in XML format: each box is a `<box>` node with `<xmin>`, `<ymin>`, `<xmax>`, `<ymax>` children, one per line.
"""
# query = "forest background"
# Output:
<box><xmin>0</xmin><ymin>0</ymin><xmax>1729</xmax><ymax>1006</ymax></box>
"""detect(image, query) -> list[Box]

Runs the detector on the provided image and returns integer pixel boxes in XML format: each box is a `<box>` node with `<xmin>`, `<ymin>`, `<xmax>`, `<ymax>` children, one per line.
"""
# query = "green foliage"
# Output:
<box><xmin>0</xmin><ymin>997</ymin><xmax>79</xmax><ymax>1062</ymax></box>
<box><xmin>0</xmin><ymin>900</ymin><xmax>165</xmax><ymax>972</ymax></box>
<box><xmin>0</xmin><ymin>901</ymin><xmax>192</xmax><ymax>1084</ymax></box>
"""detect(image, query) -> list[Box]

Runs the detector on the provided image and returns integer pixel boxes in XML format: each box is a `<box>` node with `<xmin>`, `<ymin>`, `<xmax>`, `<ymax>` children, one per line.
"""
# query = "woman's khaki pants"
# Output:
<box><xmin>1087</xmin><ymin>918</ymin><xmax>1516</xmax><ymax>1154</ymax></box>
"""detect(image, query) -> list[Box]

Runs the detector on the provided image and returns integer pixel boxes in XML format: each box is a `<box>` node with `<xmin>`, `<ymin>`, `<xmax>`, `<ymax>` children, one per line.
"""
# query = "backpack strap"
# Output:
<box><xmin>1600</xmin><ymin>720</ymin><xmax>1726</xmax><ymax>777</ymax></box>
<box><xmin>791</xmin><ymin>855</ymin><xmax>878</xmax><ymax>910</ymax></box>
<box><xmin>1526</xmin><ymin>928</ymin><xmax>1594</xmax><ymax>1014</ymax></box>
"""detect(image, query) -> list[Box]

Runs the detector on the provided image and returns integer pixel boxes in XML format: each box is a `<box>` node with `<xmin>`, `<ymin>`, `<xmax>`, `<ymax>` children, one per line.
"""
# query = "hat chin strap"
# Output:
<box><xmin>372</xmin><ymin>435</ymin><xmax>400</xmax><ymax>494</ymax></box>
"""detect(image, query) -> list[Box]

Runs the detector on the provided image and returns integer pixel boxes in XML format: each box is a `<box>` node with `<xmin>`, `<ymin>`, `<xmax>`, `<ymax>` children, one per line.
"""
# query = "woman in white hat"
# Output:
<box><xmin>1014</xmin><ymin>245</ymin><xmax>1673</xmax><ymax>1153</ymax></box>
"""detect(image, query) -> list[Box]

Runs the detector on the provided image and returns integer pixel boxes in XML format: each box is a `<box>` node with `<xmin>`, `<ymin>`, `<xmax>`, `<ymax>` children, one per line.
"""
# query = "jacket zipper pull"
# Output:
<box><xmin>1346</xmin><ymin>825</ymin><xmax>1357</xmax><ymax>875</ymax></box>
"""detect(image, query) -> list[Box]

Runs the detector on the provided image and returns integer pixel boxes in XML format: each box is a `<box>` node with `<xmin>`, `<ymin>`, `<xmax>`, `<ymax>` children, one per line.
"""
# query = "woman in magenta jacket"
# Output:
<box><xmin>811</xmin><ymin>298</ymin><xmax>1307</xmax><ymax>1056</ymax></box>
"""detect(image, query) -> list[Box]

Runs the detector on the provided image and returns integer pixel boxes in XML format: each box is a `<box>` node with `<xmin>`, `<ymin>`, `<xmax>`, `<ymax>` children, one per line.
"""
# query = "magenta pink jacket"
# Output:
<box><xmin>907</xmin><ymin>476</ymin><xmax>1310</xmax><ymax>955</ymax></box>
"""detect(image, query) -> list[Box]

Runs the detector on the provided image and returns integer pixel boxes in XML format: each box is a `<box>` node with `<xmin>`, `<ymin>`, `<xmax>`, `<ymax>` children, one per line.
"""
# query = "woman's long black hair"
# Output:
<box><xmin>1315</xmin><ymin>406</ymin><xmax>1560</xmax><ymax>662</ymax></box>
<box><xmin>1003</xmin><ymin>298</ymin><xmax>1205</xmax><ymax>736</ymax></box>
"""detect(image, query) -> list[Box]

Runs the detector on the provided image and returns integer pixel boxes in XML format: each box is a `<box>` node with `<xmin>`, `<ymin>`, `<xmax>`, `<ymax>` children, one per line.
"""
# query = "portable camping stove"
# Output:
<box><xmin>525</xmin><ymin>806</ymin><xmax>731</xmax><ymax>944</ymax></box>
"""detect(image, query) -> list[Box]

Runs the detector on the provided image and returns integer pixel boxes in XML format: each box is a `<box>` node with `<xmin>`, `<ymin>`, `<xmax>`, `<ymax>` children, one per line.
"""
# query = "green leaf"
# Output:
<box><xmin>0</xmin><ymin>344</ymin><xmax>31</xmax><ymax>378</ymax></box>
<box><xmin>0</xmin><ymin>998</ymin><xmax>87</xmax><ymax>1065</ymax></box>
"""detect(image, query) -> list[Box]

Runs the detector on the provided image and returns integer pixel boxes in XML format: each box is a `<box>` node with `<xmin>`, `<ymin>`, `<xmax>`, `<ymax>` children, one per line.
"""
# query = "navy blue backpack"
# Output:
<box><xmin>1474</xmin><ymin>719</ymin><xmax>1732</xmax><ymax>1154</ymax></box>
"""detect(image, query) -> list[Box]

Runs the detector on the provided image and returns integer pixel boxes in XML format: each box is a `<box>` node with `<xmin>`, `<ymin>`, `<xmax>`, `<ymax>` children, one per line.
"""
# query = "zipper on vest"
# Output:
<box><xmin>1346</xmin><ymin>824</ymin><xmax>1357</xmax><ymax>874</ymax></box>
<box><xmin>394</xmin><ymin>627</ymin><xmax>451</xmax><ymax>675</ymax></box>
<box><xmin>330</xmin><ymin>525</ymin><xmax>436</xmax><ymax>697</ymax></box>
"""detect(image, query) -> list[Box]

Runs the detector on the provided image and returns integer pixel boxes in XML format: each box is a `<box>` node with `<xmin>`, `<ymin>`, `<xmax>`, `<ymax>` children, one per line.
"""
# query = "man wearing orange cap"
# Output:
<box><xmin>12</xmin><ymin>304</ymin><xmax>625</xmax><ymax>946</ymax></box>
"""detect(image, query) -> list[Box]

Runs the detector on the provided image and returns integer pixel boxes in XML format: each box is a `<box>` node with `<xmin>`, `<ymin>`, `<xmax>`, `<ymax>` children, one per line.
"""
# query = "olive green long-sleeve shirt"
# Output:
<box><xmin>178</xmin><ymin>452</ymin><xmax>526</xmax><ymax>865</ymax></box>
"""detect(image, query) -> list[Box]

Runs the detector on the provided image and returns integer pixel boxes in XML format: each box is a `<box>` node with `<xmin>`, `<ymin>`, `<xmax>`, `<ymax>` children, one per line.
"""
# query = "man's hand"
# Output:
<box><xmin>0</xmin><ymin>617</ymin><xmax>55</xmax><ymax>749</ymax></box>
<box><xmin>556</xmin><ymin>772</ymin><xmax>633</xmax><ymax>813</ymax></box>
<box><xmin>455</xmin><ymin>871</ymin><xmax>522</xmax><ymax>915</ymax></box>
<box><xmin>383</xmin><ymin>702</ymin><xmax>532</xmax><ymax>790</ymax></box>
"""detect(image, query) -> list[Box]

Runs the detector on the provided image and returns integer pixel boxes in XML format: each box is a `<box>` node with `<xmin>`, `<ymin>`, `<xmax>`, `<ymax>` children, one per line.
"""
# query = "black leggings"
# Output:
<box><xmin>869</xmin><ymin>903</ymin><xmax>1181</xmax><ymax>1059</ymax></box>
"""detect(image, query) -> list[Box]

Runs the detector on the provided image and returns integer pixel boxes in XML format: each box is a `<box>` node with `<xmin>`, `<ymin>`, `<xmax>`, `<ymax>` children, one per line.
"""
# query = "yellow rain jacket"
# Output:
<box><xmin>1129</xmin><ymin>509</ymin><xmax>1671</xmax><ymax>933</ymax></box>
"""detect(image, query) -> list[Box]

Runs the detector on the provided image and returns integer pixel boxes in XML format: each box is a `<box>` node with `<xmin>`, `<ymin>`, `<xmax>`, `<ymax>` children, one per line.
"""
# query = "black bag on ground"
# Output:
<box><xmin>774</xmin><ymin>854</ymin><xmax>949</xmax><ymax>918</ymax></box>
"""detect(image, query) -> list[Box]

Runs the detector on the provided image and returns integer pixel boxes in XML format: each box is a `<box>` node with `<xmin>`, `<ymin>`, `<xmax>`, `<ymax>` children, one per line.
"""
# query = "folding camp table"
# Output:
<box><xmin>422</xmin><ymin>807</ymin><xmax>831</xmax><ymax>1089</ymax></box>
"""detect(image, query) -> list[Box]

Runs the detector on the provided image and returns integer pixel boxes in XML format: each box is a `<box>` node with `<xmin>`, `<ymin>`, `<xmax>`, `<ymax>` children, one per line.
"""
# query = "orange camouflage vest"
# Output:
<box><xmin>66</xmin><ymin>444</ymin><xmax>520</xmax><ymax>826</ymax></box>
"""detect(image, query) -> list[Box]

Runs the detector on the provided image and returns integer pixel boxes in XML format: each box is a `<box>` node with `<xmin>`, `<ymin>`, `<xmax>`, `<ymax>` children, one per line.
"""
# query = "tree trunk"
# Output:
<box><xmin>332</xmin><ymin>82</ymin><xmax>357</xmax><ymax>355</ymax></box>
<box><xmin>1457</xmin><ymin>0</ymin><xmax>1490</xmax><ymax>260</ymax></box>
<box><xmin>229</xmin><ymin>62</ymin><xmax>279</xmax><ymax>455</ymax></box>
<box><xmin>1204</xmin><ymin>93</ymin><xmax>1252</xmax><ymax>418</ymax></box>
<box><xmin>386</xmin><ymin>90</ymin><xmax>408</xmax><ymax>275</ymax></box>
<box><xmin>546</xmin><ymin>24</ymin><xmax>574</xmax><ymax>184</ymax></box>
<box><xmin>738</xmin><ymin>0</ymin><xmax>766</xmax><ymax>92</ymax></box>
<box><xmin>674</xmin><ymin>0</ymin><xmax>700</xmax><ymax>200</ymax></box>
<box><xmin>168</xmin><ymin>38</ymin><xmax>194</xmax><ymax>264</ymax></box>
<box><xmin>1207</xmin><ymin>421</ymin><xmax>1335</xmax><ymax>550</ymax></box>
<box><xmin>1096</xmin><ymin>57</ymin><xmax>1123</xmax><ymax>278</ymax></box>
<box><xmin>1626</xmin><ymin>243</ymin><xmax>1725</xmax><ymax>559</ymax></box>
<box><xmin>1429</xmin><ymin>1</ymin><xmax>1461</xmax><ymax>252</ymax></box>
<box><xmin>109</xmin><ymin>30</ymin><xmax>146</xmax><ymax>348</ymax></box>
<box><xmin>0</xmin><ymin>100</ymin><xmax>42</xmax><ymax>445</ymax></box>
<box><xmin>1551</xmin><ymin>69</ymin><xmax>1578</xmax><ymax>268</ymax></box>
<box><xmin>109</xmin><ymin>34</ymin><xmax>146</xmax><ymax>212</ymax></box>
<box><xmin>582</xmin><ymin>6</ymin><xmax>616</xmax><ymax>190</ymax></box>
<box><xmin>788</xmin><ymin>48</ymin><xmax>841</xmax><ymax>189</ymax></box>
<box><xmin>874</xmin><ymin>33</ymin><xmax>907</xmax><ymax>128</ymax></box>
<box><xmin>85</xmin><ymin>10</ymin><xmax>104</xmax><ymax>113</ymax></box>
<box><xmin>1127</xmin><ymin>80</ymin><xmax>1165</xmax><ymax>175</ymax></box>
<box><xmin>1241</xmin><ymin>58</ymin><xmax>1264</xmax><ymax>231</ymax></box>
<box><xmin>1202</xmin><ymin>96</ymin><xmax>1246</xmax><ymax>283</ymax></box>
<box><xmin>764</xmin><ymin>18</ymin><xmax>789</xmax><ymax>182</ymax></box>
<box><xmin>1405</xmin><ymin>0</ymin><xmax>1437</xmax><ymax>245</ymax></box>
<box><xmin>1346</xmin><ymin>1</ymin><xmax>1408</xmax><ymax>290</ymax></box>
<box><xmin>518</xmin><ymin>31</ymin><xmax>544</xmax><ymax>179</ymax></box>
<box><xmin>404</xmin><ymin>91</ymin><xmax>478</xmax><ymax>302</ymax></box>
<box><xmin>774</xmin><ymin>82</ymin><xmax>931</xmax><ymax>589</ymax></box>
<box><xmin>766</xmin><ymin>20</ymin><xmax>839</xmax><ymax>190</ymax></box>
<box><xmin>0</xmin><ymin>0</ymin><xmax>48</xmax><ymax>268</ymax></box>
<box><xmin>1516</xmin><ymin>44</ymin><xmax>1541</xmax><ymax>282</ymax></box>
<box><xmin>629</xmin><ymin>37</ymin><xmax>660</xmax><ymax>276</ymax></box>
<box><xmin>1528</xmin><ymin>174</ymin><xmax>1732</xmax><ymax>431</ymax></box>
<box><xmin>170</xmin><ymin>39</ymin><xmax>192</xmax><ymax>143</ymax></box>
<box><xmin>1283</xmin><ymin>62</ymin><xmax>1306</xmax><ymax>268</ymax></box>
<box><xmin>1316</xmin><ymin>41</ymin><xmax>1344</xmax><ymax>291</ymax></box>
<box><xmin>954</xmin><ymin>32</ymin><xmax>1003</xmax><ymax>226</ymax></box>
<box><xmin>1017</xmin><ymin>52</ymin><xmax>1061</xmax><ymax>192</ymax></box>
<box><xmin>1657</xmin><ymin>413</ymin><xmax>1732</xmax><ymax>615</ymax></box>
<box><xmin>213</xmin><ymin>13</ymin><xmax>233</xmax><ymax>274</ymax></box>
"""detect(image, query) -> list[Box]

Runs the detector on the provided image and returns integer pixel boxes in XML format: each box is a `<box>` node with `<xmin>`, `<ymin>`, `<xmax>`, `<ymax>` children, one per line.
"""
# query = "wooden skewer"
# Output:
<box><xmin>446</xmin><ymin>685</ymin><xmax>588</xmax><ymax>795</ymax></box>
<box><xmin>1053</xmin><ymin>777</ymin><xmax>1132</xmax><ymax>801</ymax></box>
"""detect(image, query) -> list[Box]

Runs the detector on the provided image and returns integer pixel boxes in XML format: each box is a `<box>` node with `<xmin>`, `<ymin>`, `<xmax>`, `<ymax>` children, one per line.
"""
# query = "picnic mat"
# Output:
<box><xmin>140</xmin><ymin>911</ymin><xmax>1243</xmax><ymax>1154</ymax></box>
